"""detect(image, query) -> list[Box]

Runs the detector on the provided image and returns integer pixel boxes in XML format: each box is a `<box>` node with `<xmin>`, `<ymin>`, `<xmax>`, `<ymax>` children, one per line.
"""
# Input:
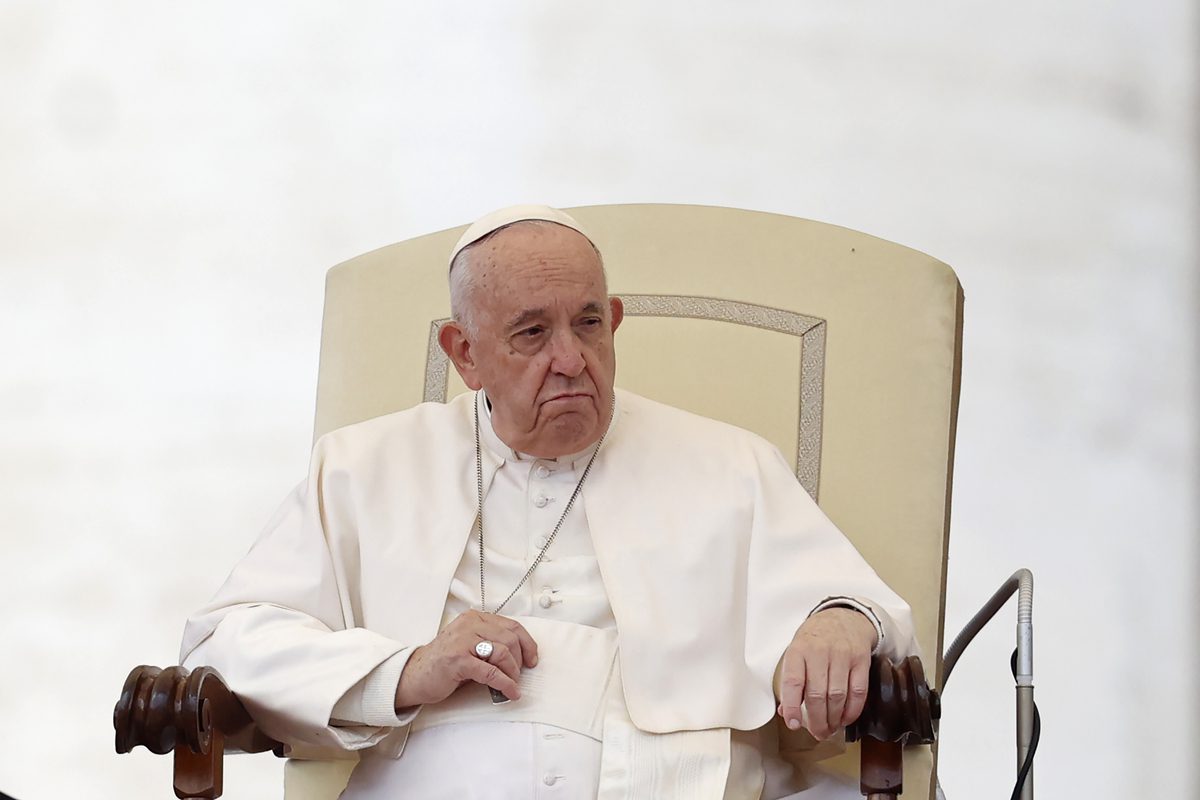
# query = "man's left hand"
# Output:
<box><xmin>777</xmin><ymin>607</ymin><xmax>877</xmax><ymax>740</ymax></box>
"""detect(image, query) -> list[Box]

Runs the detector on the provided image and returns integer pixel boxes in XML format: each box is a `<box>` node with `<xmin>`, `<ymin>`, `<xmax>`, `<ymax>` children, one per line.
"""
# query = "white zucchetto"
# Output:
<box><xmin>449</xmin><ymin>204</ymin><xmax>595</xmax><ymax>270</ymax></box>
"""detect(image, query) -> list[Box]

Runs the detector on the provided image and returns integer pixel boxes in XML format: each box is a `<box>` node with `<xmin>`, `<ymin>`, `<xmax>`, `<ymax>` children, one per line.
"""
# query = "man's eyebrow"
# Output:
<box><xmin>506</xmin><ymin>302</ymin><xmax>605</xmax><ymax>331</ymax></box>
<box><xmin>506</xmin><ymin>308</ymin><xmax>546</xmax><ymax>330</ymax></box>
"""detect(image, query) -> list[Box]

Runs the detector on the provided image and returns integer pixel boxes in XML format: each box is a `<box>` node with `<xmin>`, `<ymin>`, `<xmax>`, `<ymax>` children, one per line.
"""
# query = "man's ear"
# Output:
<box><xmin>609</xmin><ymin>296</ymin><xmax>624</xmax><ymax>333</ymax></box>
<box><xmin>438</xmin><ymin>321</ymin><xmax>483</xmax><ymax>390</ymax></box>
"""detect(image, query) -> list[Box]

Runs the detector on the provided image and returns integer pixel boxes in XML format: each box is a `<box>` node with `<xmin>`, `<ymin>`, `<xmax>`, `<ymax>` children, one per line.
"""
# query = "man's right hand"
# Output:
<box><xmin>394</xmin><ymin>610</ymin><xmax>539</xmax><ymax>711</ymax></box>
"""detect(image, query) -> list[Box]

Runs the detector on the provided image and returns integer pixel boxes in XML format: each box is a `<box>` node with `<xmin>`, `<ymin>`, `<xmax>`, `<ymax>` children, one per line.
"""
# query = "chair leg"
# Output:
<box><xmin>173</xmin><ymin>727</ymin><xmax>224</xmax><ymax>800</ymax></box>
<box><xmin>860</xmin><ymin>736</ymin><xmax>903</xmax><ymax>799</ymax></box>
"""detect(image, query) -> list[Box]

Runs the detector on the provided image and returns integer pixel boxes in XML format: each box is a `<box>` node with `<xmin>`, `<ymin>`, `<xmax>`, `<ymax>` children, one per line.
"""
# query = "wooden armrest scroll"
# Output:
<box><xmin>114</xmin><ymin>665</ymin><xmax>283</xmax><ymax>800</ymax></box>
<box><xmin>846</xmin><ymin>655</ymin><xmax>941</xmax><ymax>799</ymax></box>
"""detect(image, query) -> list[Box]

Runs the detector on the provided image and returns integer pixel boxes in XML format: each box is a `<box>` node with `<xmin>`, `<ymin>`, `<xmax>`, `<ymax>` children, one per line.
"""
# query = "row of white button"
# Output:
<box><xmin>533</xmin><ymin>461</ymin><xmax>565</xmax><ymax>618</ymax></box>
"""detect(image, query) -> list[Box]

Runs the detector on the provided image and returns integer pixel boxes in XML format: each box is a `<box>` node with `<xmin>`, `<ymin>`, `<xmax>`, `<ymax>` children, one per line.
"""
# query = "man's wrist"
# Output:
<box><xmin>809</xmin><ymin>596</ymin><xmax>884</xmax><ymax>654</ymax></box>
<box><xmin>393</xmin><ymin>645</ymin><xmax>425</xmax><ymax>713</ymax></box>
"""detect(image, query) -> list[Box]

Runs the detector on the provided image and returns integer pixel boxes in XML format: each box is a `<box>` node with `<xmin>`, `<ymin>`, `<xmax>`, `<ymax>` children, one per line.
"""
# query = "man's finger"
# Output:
<box><xmin>499</xmin><ymin>617</ymin><xmax>539</xmax><ymax>667</ymax></box>
<box><xmin>841</xmin><ymin>655</ymin><xmax>870</xmax><ymax>726</ymax></box>
<box><xmin>803</xmin><ymin>655</ymin><xmax>831</xmax><ymax>740</ymax></box>
<box><xmin>825</xmin><ymin>645</ymin><xmax>851</xmax><ymax>734</ymax></box>
<box><xmin>778</xmin><ymin>655</ymin><xmax>806</xmax><ymax>731</ymax></box>
<box><xmin>481</xmin><ymin>627</ymin><xmax>527</xmax><ymax>676</ymax></box>
<box><xmin>462</xmin><ymin>654</ymin><xmax>521</xmax><ymax>701</ymax></box>
<box><xmin>475</xmin><ymin>636</ymin><xmax>522</xmax><ymax>685</ymax></box>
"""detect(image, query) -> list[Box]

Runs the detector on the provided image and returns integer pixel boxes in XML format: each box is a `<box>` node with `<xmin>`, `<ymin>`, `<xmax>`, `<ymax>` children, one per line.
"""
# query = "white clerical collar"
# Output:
<box><xmin>476</xmin><ymin>390</ymin><xmax>619</xmax><ymax>469</ymax></box>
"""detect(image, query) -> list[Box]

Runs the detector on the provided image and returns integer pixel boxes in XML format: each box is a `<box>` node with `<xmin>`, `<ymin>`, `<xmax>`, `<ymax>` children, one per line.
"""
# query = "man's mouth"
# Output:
<box><xmin>543</xmin><ymin>392</ymin><xmax>591</xmax><ymax>405</ymax></box>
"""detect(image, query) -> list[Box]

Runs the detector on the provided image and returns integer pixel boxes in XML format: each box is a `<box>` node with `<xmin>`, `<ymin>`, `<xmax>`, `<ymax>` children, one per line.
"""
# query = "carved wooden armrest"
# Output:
<box><xmin>846</xmin><ymin>654</ymin><xmax>941</xmax><ymax>799</ymax></box>
<box><xmin>114</xmin><ymin>665</ymin><xmax>283</xmax><ymax>799</ymax></box>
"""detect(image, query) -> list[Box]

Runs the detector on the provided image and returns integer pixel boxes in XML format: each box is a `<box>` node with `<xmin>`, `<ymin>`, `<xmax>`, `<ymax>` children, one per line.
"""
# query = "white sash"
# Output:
<box><xmin>406</xmin><ymin>616</ymin><xmax>739</xmax><ymax>799</ymax></box>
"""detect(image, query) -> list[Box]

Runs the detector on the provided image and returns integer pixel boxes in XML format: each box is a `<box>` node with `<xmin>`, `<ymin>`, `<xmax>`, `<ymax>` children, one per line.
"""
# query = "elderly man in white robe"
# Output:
<box><xmin>181</xmin><ymin>205</ymin><xmax>920</xmax><ymax>799</ymax></box>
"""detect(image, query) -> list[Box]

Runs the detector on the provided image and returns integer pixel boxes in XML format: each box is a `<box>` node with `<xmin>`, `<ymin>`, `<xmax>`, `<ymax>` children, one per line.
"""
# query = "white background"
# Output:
<box><xmin>2</xmin><ymin>3</ymin><xmax>1195</xmax><ymax>798</ymax></box>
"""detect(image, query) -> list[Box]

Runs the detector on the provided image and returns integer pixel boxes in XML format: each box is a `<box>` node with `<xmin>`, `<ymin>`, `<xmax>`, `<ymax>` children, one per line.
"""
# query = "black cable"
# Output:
<box><xmin>1009</xmin><ymin>648</ymin><xmax>1040</xmax><ymax>800</ymax></box>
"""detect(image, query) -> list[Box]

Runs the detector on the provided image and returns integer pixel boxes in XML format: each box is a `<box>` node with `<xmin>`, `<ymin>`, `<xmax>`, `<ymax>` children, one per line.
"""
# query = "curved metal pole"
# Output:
<box><xmin>940</xmin><ymin>568</ymin><xmax>1035</xmax><ymax>800</ymax></box>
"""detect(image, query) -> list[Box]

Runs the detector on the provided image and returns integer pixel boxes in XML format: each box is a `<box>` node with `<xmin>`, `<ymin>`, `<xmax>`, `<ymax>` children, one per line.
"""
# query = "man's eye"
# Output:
<box><xmin>579</xmin><ymin>317</ymin><xmax>602</xmax><ymax>328</ymax></box>
<box><xmin>518</xmin><ymin>327</ymin><xmax>544</xmax><ymax>338</ymax></box>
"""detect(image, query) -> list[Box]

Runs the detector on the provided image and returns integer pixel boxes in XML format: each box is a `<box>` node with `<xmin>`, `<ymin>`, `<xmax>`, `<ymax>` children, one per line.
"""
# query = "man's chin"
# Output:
<box><xmin>530</xmin><ymin>412</ymin><xmax>604</xmax><ymax>458</ymax></box>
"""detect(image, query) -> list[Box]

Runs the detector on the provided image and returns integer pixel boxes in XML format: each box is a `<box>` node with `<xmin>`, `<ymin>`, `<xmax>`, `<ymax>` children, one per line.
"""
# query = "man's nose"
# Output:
<box><xmin>548</xmin><ymin>330</ymin><xmax>586</xmax><ymax>377</ymax></box>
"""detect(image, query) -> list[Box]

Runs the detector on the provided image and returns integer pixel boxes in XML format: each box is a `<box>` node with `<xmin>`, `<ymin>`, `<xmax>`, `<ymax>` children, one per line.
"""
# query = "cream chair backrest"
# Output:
<box><xmin>294</xmin><ymin>204</ymin><xmax>963</xmax><ymax>800</ymax></box>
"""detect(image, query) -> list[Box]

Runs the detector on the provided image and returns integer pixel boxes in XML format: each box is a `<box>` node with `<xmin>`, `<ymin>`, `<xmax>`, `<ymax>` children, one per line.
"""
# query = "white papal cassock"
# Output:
<box><xmin>181</xmin><ymin>389</ymin><xmax>919</xmax><ymax>798</ymax></box>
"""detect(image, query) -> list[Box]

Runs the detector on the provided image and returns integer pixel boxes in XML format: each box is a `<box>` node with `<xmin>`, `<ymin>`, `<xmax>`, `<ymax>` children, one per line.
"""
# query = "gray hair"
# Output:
<box><xmin>448</xmin><ymin>220</ymin><xmax>606</xmax><ymax>337</ymax></box>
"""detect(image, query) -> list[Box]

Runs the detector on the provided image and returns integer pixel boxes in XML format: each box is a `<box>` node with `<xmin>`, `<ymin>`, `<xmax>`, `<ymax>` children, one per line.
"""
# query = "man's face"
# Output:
<box><xmin>440</xmin><ymin>222</ymin><xmax>624</xmax><ymax>458</ymax></box>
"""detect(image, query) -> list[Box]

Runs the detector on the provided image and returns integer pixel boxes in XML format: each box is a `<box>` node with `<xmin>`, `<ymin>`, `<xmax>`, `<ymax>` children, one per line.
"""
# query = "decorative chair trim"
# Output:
<box><xmin>423</xmin><ymin>295</ymin><xmax>826</xmax><ymax>498</ymax></box>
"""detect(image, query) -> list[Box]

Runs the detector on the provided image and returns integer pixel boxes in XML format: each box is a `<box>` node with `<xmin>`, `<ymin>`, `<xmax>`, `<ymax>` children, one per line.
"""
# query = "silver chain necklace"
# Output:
<box><xmin>474</xmin><ymin>395</ymin><xmax>611</xmax><ymax>615</ymax></box>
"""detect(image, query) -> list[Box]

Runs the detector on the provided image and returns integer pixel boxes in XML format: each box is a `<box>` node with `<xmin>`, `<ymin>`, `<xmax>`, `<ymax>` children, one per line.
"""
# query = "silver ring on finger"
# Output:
<box><xmin>474</xmin><ymin>640</ymin><xmax>495</xmax><ymax>659</ymax></box>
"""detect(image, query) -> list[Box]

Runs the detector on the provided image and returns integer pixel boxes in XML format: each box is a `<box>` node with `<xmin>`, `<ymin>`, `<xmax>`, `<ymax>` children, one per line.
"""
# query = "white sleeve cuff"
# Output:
<box><xmin>331</xmin><ymin>648</ymin><xmax>420</xmax><ymax>728</ymax></box>
<box><xmin>809</xmin><ymin>596</ymin><xmax>886</xmax><ymax>656</ymax></box>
